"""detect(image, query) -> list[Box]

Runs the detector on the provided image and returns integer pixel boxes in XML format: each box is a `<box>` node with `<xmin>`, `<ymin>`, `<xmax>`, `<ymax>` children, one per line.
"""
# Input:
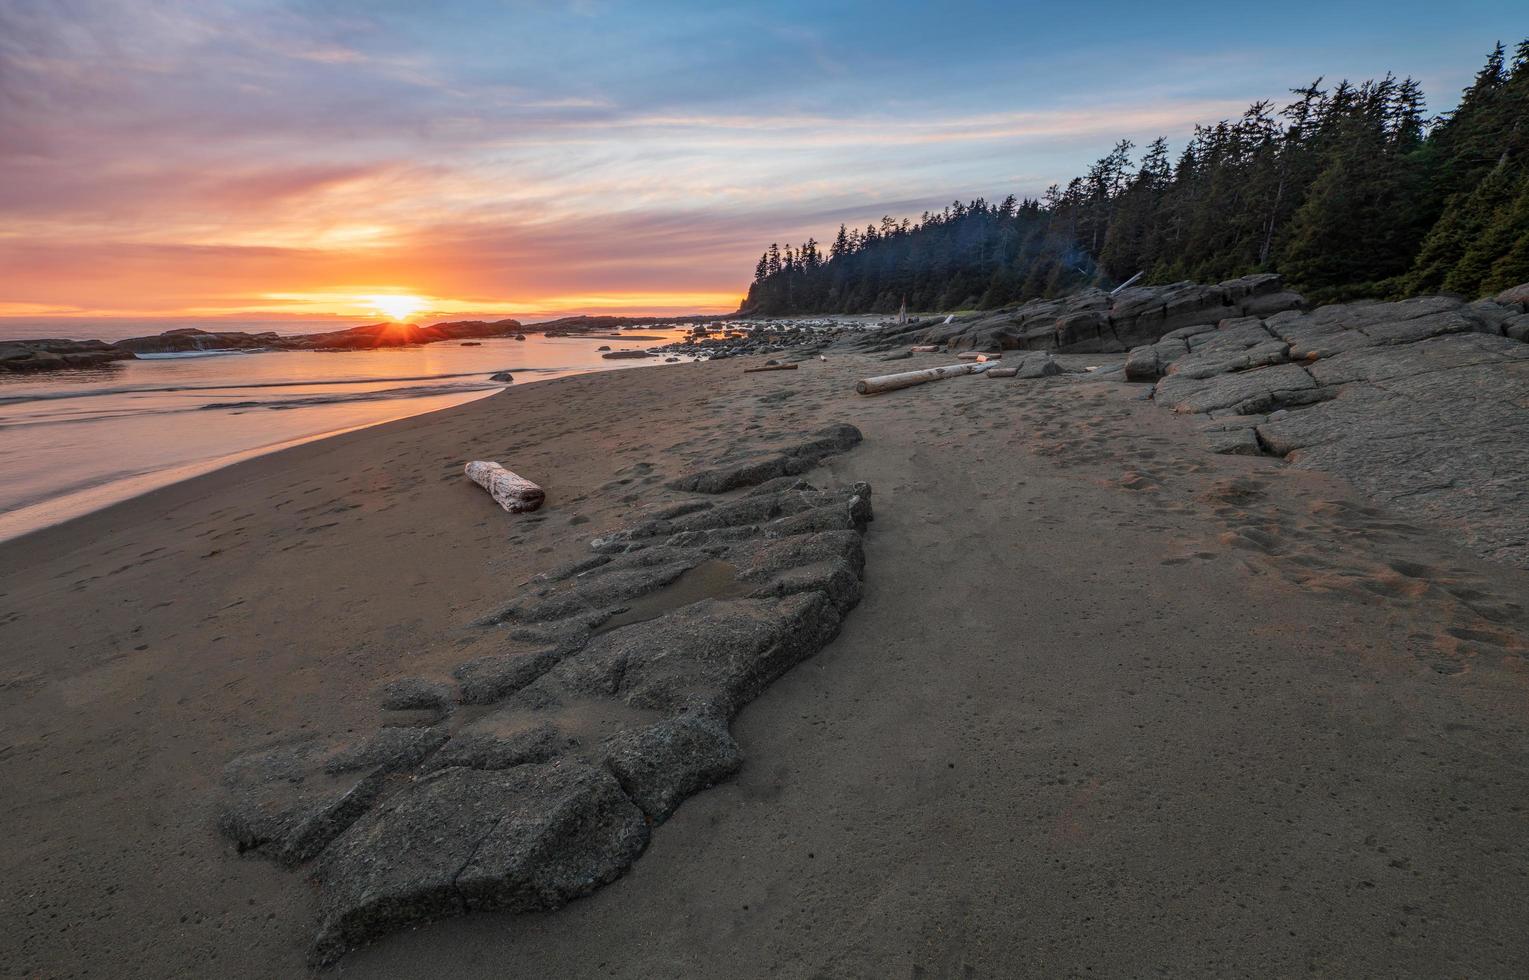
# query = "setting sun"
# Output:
<box><xmin>363</xmin><ymin>294</ymin><xmax>428</xmax><ymax>322</ymax></box>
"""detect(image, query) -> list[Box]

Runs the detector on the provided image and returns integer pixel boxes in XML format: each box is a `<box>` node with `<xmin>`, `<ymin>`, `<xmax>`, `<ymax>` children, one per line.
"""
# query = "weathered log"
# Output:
<box><xmin>984</xmin><ymin>366</ymin><xmax>1019</xmax><ymax>378</ymax></box>
<box><xmin>1110</xmin><ymin>271</ymin><xmax>1145</xmax><ymax>295</ymax></box>
<box><xmin>910</xmin><ymin>345</ymin><xmax>940</xmax><ymax>353</ymax></box>
<box><xmin>465</xmin><ymin>461</ymin><xmax>545</xmax><ymax>513</ymax></box>
<box><xmin>957</xmin><ymin>351</ymin><xmax>1002</xmax><ymax>362</ymax></box>
<box><xmin>975</xmin><ymin>353</ymin><xmax>1001</xmax><ymax>362</ymax></box>
<box><xmin>744</xmin><ymin>363</ymin><xmax>799</xmax><ymax>373</ymax></box>
<box><xmin>855</xmin><ymin>362</ymin><xmax>987</xmax><ymax>395</ymax></box>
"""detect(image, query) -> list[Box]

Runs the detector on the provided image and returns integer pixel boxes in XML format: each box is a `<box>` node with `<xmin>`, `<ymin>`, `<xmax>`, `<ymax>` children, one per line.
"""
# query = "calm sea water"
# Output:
<box><xmin>0</xmin><ymin>327</ymin><xmax>692</xmax><ymax>541</ymax></box>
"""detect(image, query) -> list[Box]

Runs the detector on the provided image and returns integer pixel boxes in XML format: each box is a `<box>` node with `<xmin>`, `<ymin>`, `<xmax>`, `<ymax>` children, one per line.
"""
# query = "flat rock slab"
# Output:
<box><xmin>667</xmin><ymin>423</ymin><xmax>862</xmax><ymax>493</ymax></box>
<box><xmin>219</xmin><ymin>738</ymin><xmax>391</xmax><ymax>867</ymax></box>
<box><xmin>313</xmin><ymin>763</ymin><xmax>647</xmax><ymax>963</ymax></box>
<box><xmin>552</xmin><ymin>592</ymin><xmax>841</xmax><ymax>716</ymax></box>
<box><xmin>1155</xmin><ymin>362</ymin><xmax>1323</xmax><ymax>415</ymax></box>
<box><xmin>602</xmin><ymin>713</ymin><xmax>743</xmax><ymax>822</ymax></box>
<box><xmin>1135</xmin><ymin>290</ymin><xmax>1529</xmax><ymax>569</ymax></box>
<box><xmin>216</xmin><ymin>423</ymin><xmax>876</xmax><ymax>961</ymax></box>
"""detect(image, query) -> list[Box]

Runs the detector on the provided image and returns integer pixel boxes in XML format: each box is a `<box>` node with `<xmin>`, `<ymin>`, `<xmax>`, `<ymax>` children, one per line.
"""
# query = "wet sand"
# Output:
<box><xmin>3</xmin><ymin>354</ymin><xmax>1528</xmax><ymax>978</ymax></box>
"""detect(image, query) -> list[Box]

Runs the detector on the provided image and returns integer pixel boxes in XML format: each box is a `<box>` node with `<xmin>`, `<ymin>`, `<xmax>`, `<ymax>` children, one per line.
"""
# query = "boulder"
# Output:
<box><xmin>602</xmin><ymin>713</ymin><xmax>743</xmax><ymax>821</ymax></box>
<box><xmin>1014</xmin><ymin>352</ymin><xmax>1062</xmax><ymax>378</ymax></box>
<box><xmin>1123</xmin><ymin>345</ymin><xmax>1161</xmax><ymax>381</ymax></box>
<box><xmin>551</xmin><ymin>592</ymin><xmax>842</xmax><ymax>717</ymax></box>
<box><xmin>667</xmin><ymin>424</ymin><xmax>862</xmax><ymax>493</ymax></box>
<box><xmin>0</xmin><ymin>338</ymin><xmax>137</xmax><ymax>372</ymax></box>
<box><xmin>1154</xmin><ymin>362</ymin><xmax>1324</xmax><ymax>415</ymax></box>
<box><xmin>312</xmin><ymin>764</ymin><xmax>648</xmax><ymax>963</ymax></box>
<box><xmin>377</xmin><ymin>677</ymin><xmax>454</xmax><ymax>712</ymax></box>
<box><xmin>424</xmin><ymin>721</ymin><xmax>564</xmax><ymax>771</ymax></box>
<box><xmin>218</xmin><ymin>738</ymin><xmax>390</xmax><ymax>867</ymax></box>
<box><xmin>453</xmin><ymin>648</ymin><xmax>560</xmax><ymax>704</ymax></box>
<box><xmin>323</xmin><ymin>727</ymin><xmax>449</xmax><ymax>774</ymax></box>
<box><xmin>1493</xmin><ymin>282</ymin><xmax>1529</xmax><ymax>308</ymax></box>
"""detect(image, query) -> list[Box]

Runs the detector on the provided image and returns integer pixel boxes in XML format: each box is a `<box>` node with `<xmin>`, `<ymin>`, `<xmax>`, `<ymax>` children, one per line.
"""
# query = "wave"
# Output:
<box><xmin>198</xmin><ymin>381</ymin><xmax>501</xmax><ymax>411</ymax></box>
<box><xmin>0</xmin><ymin>368</ymin><xmax>554</xmax><ymax>407</ymax></box>
<box><xmin>134</xmin><ymin>349</ymin><xmax>266</xmax><ymax>360</ymax></box>
<box><xmin>1</xmin><ymin>381</ymin><xmax>504</xmax><ymax>429</ymax></box>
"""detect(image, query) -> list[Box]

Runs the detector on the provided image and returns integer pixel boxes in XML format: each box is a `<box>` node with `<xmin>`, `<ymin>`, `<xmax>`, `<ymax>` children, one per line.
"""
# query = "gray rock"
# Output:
<box><xmin>216</xmin><ymin>425</ymin><xmax>875</xmax><ymax>958</ymax></box>
<box><xmin>0</xmin><ymin>337</ymin><xmax>137</xmax><ymax>372</ymax></box>
<box><xmin>667</xmin><ymin>424</ymin><xmax>862</xmax><ymax>493</ymax></box>
<box><xmin>1131</xmin><ymin>297</ymin><xmax>1529</xmax><ymax>569</ymax></box>
<box><xmin>1014</xmin><ymin>352</ymin><xmax>1062</xmax><ymax>378</ymax></box>
<box><xmin>324</xmin><ymin>727</ymin><xmax>449</xmax><ymax>774</ymax></box>
<box><xmin>377</xmin><ymin>677</ymin><xmax>454</xmax><ymax>712</ymax></box>
<box><xmin>552</xmin><ymin>592</ymin><xmax>842</xmax><ymax>717</ymax></box>
<box><xmin>1123</xmin><ymin>345</ymin><xmax>1161</xmax><ymax>381</ymax></box>
<box><xmin>1205</xmin><ymin>428</ymin><xmax>1263</xmax><ymax>456</ymax></box>
<box><xmin>917</xmin><ymin>276</ymin><xmax>1301</xmax><ymax>356</ymax></box>
<box><xmin>453</xmin><ymin>648</ymin><xmax>560</xmax><ymax>704</ymax></box>
<box><xmin>1154</xmin><ymin>362</ymin><xmax>1323</xmax><ymax>415</ymax></box>
<box><xmin>486</xmin><ymin>560</ymin><xmax>697</xmax><ymax>624</ymax></box>
<box><xmin>312</xmin><ymin>763</ymin><xmax>648</xmax><ymax>963</ymax></box>
<box><xmin>424</xmin><ymin>722</ymin><xmax>563</xmax><ymax>771</ymax></box>
<box><xmin>219</xmin><ymin>738</ymin><xmax>389</xmax><ymax>867</ymax></box>
<box><xmin>1493</xmin><ymin>282</ymin><xmax>1529</xmax><ymax>308</ymax></box>
<box><xmin>602</xmin><ymin>714</ymin><xmax>743</xmax><ymax>822</ymax></box>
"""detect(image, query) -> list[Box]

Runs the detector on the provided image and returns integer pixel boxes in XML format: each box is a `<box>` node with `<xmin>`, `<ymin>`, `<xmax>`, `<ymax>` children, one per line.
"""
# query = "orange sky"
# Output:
<box><xmin>1</xmin><ymin>2</ymin><xmax>1503</xmax><ymax>323</ymax></box>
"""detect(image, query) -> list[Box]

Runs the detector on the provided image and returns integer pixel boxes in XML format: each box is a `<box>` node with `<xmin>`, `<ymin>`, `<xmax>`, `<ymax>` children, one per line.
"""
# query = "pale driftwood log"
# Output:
<box><xmin>985</xmin><ymin>366</ymin><xmax>1020</xmax><ymax>378</ymax></box>
<box><xmin>744</xmin><ymin>363</ymin><xmax>799</xmax><ymax>373</ymax></box>
<box><xmin>910</xmin><ymin>345</ymin><xmax>939</xmax><ymax>353</ymax></box>
<box><xmin>855</xmin><ymin>362</ymin><xmax>988</xmax><ymax>395</ymax></box>
<box><xmin>1110</xmin><ymin>271</ymin><xmax>1145</xmax><ymax>295</ymax></box>
<box><xmin>465</xmin><ymin>461</ymin><xmax>545</xmax><ymax>513</ymax></box>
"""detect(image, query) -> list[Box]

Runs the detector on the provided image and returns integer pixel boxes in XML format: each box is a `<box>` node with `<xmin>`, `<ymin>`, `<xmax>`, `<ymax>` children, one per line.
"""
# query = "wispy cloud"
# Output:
<box><xmin>0</xmin><ymin>0</ymin><xmax>1515</xmax><ymax>318</ymax></box>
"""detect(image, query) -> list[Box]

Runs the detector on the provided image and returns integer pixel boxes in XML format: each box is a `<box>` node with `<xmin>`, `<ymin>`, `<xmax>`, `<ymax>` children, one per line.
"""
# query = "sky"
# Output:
<box><xmin>0</xmin><ymin>0</ymin><xmax>1523</xmax><ymax>323</ymax></box>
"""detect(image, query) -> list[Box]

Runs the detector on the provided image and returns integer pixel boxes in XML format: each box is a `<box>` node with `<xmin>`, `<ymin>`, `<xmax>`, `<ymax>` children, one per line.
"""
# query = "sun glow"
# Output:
<box><xmin>363</xmin><ymin>293</ymin><xmax>428</xmax><ymax>321</ymax></box>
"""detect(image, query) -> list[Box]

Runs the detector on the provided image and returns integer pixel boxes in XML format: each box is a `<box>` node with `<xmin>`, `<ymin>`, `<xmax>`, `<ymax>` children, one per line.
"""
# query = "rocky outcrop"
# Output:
<box><xmin>112</xmin><ymin>328</ymin><xmax>281</xmax><ymax>354</ymax></box>
<box><xmin>909</xmin><ymin>274</ymin><xmax>1303</xmax><ymax>355</ymax></box>
<box><xmin>1132</xmin><ymin>289</ymin><xmax>1529</xmax><ymax>568</ymax></box>
<box><xmin>217</xmin><ymin>425</ymin><xmax>872</xmax><ymax>962</ymax></box>
<box><xmin>666</xmin><ymin>422</ymin><xmax>862</xmax><ymax>493</ymax></box>
<box><xmin>0</xmin><ymin>338</ymin><xmax>137</xmax><ymax>372</ymax></box>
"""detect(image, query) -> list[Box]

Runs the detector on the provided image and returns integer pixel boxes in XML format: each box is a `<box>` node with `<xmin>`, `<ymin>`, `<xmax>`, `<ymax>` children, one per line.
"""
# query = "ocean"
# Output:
<box><xmin>0</xmin><ymin>326</ymin><xmax>693</xmax><ymax>541</ymax></box>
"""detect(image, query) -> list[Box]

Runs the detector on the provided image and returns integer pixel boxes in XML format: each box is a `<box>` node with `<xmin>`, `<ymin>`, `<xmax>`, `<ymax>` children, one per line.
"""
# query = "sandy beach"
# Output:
<box><xmin>3</xmin><ymin>352</ymin><xmax>1529</xmax><ymax>978</ymax></box>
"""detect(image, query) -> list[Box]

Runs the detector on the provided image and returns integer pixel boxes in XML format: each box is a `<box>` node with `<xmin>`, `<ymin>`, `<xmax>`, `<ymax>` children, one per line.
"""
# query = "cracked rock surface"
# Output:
<box><xmin>842</xmin><ymin>273</ymin><xmax>1304</xmax><ymax>354</ymax></box>
<box><xmin>1130</xmin><ymin>291</ymin><xmax>1529</xmax><ymax>567</ymax></box>
<box><xmin>215</xmin><ymin>424</ymin><xmax>872</xmax><ymax>961</ymax></box>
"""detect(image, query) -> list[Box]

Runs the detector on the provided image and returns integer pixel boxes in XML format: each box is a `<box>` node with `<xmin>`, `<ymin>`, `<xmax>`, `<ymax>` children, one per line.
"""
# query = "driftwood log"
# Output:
<box><xmin>465</xmin><ymin>461</ymin><xmax>545</xmax><ymax>513</ymax></box>
<box><xmin>744</xmin><ymin>363</ymin><xmax>799</xmax><ymax>373</ymax></box>
<box><xmin>910</xmin><ymin>345</ymin><xmax>940</xmax><ymax>353</ymax></box>
<box><xmin>984</xmin><ymin>366</ymin><xmax>1020</xmax><ymax>378</ymax></box>
<box><xmin>957</xmin><ymin>351</ymin><xmax>1002</xmax><ymax>361</ymax></box>
<box><xmin>855</xmin><ymin>362</ymin><xmax>989</xmax><ymax>395</ymax></box>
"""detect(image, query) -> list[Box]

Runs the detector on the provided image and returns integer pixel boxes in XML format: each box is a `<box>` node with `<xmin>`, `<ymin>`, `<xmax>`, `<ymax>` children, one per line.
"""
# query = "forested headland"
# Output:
<box><xmin>741</xmin><ymin>41</ymin><xmax>1529</xmax><ymax>316</ymax></box>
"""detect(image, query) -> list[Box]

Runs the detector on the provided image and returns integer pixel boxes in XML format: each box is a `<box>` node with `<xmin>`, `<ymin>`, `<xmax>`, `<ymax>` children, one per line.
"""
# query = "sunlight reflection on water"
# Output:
<box><xmin>0</xmin><ymin>332</ymin><xmax>692</xmax><ymax>540</ymax></box>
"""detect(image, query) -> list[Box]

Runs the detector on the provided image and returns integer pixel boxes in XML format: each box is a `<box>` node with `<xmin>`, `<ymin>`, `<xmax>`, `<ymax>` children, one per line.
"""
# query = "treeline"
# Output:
<box><xmin>741</xmin><ymin>41</ymin><xmax>1529</xmax><ymax>315</ymax></box>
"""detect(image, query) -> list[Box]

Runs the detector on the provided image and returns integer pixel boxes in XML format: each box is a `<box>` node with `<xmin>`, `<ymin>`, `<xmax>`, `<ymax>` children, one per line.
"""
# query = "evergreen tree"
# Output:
<box><xmin>738</xmin><ymin>40</ymin><xmax>1529</xmax><ymax>316</ymax></box>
